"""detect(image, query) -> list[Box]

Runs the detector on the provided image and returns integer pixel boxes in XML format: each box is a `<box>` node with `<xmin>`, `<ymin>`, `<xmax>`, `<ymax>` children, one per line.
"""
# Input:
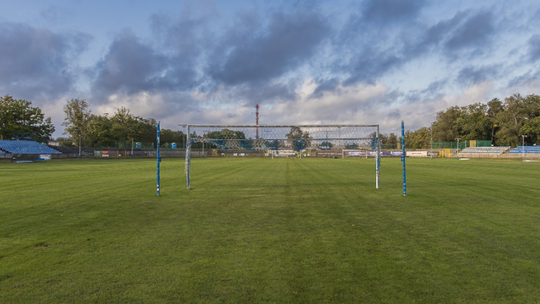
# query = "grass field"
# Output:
<box><xmin>1</xmin><ymin>157</ymin><xmax>540</xmax><ymax>303</ymax></box>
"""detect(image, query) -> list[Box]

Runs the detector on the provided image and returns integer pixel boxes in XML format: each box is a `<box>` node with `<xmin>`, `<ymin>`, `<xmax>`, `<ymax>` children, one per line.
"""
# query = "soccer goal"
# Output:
<box><xmin>182</xmin><ymin>124</ymin><xmax>381</xmax><ymax>189</ymax></box>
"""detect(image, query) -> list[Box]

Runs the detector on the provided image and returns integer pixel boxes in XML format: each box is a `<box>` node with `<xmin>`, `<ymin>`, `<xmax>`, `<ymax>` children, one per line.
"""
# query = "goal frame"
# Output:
<box><xmin>181</xmin><ymin>124</ymin><xmax>381</xmax><ymax>190</ymax></box>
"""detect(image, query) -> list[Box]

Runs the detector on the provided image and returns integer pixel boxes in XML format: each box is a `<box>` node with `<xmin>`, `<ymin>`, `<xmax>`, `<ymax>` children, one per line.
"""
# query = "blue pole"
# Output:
<box><xmin>376</xmin><ymin>126</ymin><xmax>380</xmax><ymax>189</ymax></box>
<box><xmin>157</xmin><ymin>122</ymin><xmax>161</xmax><ymax>196</ymax></box>
<box><xmin>401</xmin><ymin>121</ymin><xmax>406</xmax><ymax>197</ymax></box>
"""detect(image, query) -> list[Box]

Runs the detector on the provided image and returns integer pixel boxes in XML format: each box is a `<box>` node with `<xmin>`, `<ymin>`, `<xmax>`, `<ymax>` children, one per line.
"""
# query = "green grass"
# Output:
<box><xmin>1</xmin><ymin>157</ymin><xmax>540</xmax><ymax>303</ymax></box>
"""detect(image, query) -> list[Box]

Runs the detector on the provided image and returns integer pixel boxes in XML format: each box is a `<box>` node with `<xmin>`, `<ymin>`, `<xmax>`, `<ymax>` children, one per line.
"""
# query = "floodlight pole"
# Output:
<box><xmin>456</xmin><ymin>138</ymin><xmax>461</xmax><ymax>160</ymax></box>
<box><xmin>78</xmin><ymin>134</ymin><xmax>81</xmax><ymax>159</ymax></box>
<box><xmin>430</xmin><ymin>123</ymin><xmax>433</xmax><ymax>159</ymax></box>
<box><xmin>522</xmin><ymin>135</ymin><xmax>527</xmax><ymax>162</ymax></box>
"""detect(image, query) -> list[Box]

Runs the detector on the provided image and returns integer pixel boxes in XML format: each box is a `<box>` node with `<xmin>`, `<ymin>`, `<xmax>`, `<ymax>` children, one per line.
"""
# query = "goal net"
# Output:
<box><xmin>182</xmin><ymin>124</ymin><xmax>381</xmax><ymax>189</ymax></box>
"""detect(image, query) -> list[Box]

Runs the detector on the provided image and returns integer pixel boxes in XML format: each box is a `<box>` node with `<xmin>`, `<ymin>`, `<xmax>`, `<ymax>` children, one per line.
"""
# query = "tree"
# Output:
<box><xmin>402</xmin><ymin>93</ymin><xmax>540</xmax><ymax>148</ymax></box>
<box><xmin>205</xmin><ymin>129</ymin><xmax>246</xmax><ymax>140</ymax></box>
<box><xmin>161</xmin><ymin>129</ymin><xmax>185</xmax><ymax>146</ymax></box>
<box><xmin>432</xmin><ymin>106</ymin><xmax>462</xmax><ymax>142</ymax></box>
<box><xmin>520</xmin><ymin>117</ymin><xmax>540</xmax><ymax>145</ymax></box>
<box><xmin>495</xmin><ymin>94</ymin><xmax>529</xmax><ymax>146</ymax></box>
<box><xmin>201</xmin><ymin>129</ymin><xmax>247</xmax><ymax>149</ymax></box>
<box><xmin>265</xmin><ymin>140</ymin><xmax>280</xmax><ymax>150</ymax></box>
<box><xmin>0</xmin><ymin>95</ymin><xmax>55</xmax><ymax>142</ymax></box>
<box><xmin>86</xmin><ymin>114</ymin><xmax>115</xmax><ymax>147</ymax></box>
<box><xmin>63</xmin><ymin>98</ymin><xmax>91</xmax><ymax>146</ymax></box>
<box><xmin>457</xmin><ymin>103</ymin><xmax>493</xmax><ymax>141</ymax></box>
<box><xmin>387</xmin><ymin>133</ymin><xmax>398</xmax><ymax>146</ymax></box>
<box><xmin>286</xmin><ymin>127</ymin><xmax>311</xmax><ymax>150</ymax></box>
<box><xmin>405</xmin><ymin>127</ymin><xmax>430</xmax><ymax>149</ymax></box>
<box><xmin>319</xmin><ymin>141</ymin><xmax>333</xmax><ymax>149</ymax></box>
<box><xmin>110</xmin><ymin>107</ymin><xmax>140</xmax><ymax>141</ymax></box>
<box><xmin>487</xmin><ymin>98</ymin><xmax>503</xmax><ymax>144</ymax></box>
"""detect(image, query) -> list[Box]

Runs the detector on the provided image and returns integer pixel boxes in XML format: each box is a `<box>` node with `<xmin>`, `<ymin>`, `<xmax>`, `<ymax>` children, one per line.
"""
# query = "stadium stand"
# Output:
<box><xmin>457</xmin><ymin>146</ymin><xmax>511</xmax><ymax>158</ymax></box>
<box><xmin>458</xmin><ymin>146</ymin><xmax>510</xmax><ymax>154</ymax></box>
<box><xmin>507</xmin><ymin>146</ymin><xmax>540</xmax><ymax>154</ymax></box>
<box><xmin>0</xmin><ymin>140</ymin><xmax>62</xmax><ymax>154</ymax></box>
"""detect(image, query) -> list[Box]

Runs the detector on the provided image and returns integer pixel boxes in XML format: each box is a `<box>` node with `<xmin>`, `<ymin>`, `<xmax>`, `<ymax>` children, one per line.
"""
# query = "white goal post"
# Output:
<box><xmin>181</xmin><ymin>124</ymin><xmax>381</xmax><ymax>190</ymax></box>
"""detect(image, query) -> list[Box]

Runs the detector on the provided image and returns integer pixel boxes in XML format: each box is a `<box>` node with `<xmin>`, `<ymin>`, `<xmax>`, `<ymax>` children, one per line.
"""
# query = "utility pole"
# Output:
<box><xmin>522</xmin><ymin>135</ymin><xmax>527</xmax><ymax>162</ymax></box>
<box><xmin>456</xmin><ymin>138</ymin><xmax>461</xmax><ymax>160</ymax></box>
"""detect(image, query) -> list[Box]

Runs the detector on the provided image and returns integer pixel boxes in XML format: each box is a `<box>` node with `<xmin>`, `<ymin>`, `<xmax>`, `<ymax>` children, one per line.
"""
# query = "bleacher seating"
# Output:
<box><xmin>507</xmin><ymin>146</ymin><xmax>540</xmax><ymax>154</ymax></box>
<box><xmin>0</xmin><ymin>140</ymin><xmax>61</xmax><ymax>154</ymax></box>
<box><xmin>458</xmin><ymin>146</ymin><xmax>511</xmax><ymax>155</ymax></box>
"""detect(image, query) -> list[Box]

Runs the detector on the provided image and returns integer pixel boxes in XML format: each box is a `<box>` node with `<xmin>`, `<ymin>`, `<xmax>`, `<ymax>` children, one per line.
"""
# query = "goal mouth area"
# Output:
<box><xmin>181</xmin><ymin>124</ymin><xmax>381</xmax><ymax>190</ymax></box>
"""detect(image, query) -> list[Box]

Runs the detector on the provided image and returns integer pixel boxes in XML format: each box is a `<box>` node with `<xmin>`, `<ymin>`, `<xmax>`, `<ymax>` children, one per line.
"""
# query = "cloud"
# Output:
<box><xmin>91</xmin><ymin>29</ymin><xmax>203</xmax><ymax>99</ymax></box>
<box><xmin>456</xmin><ymin>64</ymin><xmax>500</xmax><ymax>86</ymax></box>
<box><xmin>0</xmin><ymin>22</ymin><xmax>91</xmax><ymax>100</ymax></box>
<box><xmin>40</xmin><ymin>5</ymin><xmax>62</xmax><ymax>25</ymax></box>
<box><xmin>413</xmin><ymin>11</ymin><xmax>468</xmax><ymax>54</ymax></box>
<box><xmin>528</xmin><ymin>35</ymin><xmax>540</xmax><ymax>62</ymax></box>
<box><xmin>91</xmin><ymin>30</ymin><xmax>168</xmax><ymax>97</ymax></box>
<box><xmin>344</xmin><ymin>51</ymin><xmax>402</xmax><ymax>85</ymax></box>
<box><xmin>2</xmin><ymin>1</ymin><xmax>537</xmax><ymax>139</ymax></box>
<box><xmin>266</xmin><ymin>79</ymin><xmax>391</xmax><ymax>125</ymax></box>
<box><xmin>361</xmin><ymin>0</ymin><xmax>427</xmax><ymax>25</ymax></box>
<box><xmin>208</xmin><ymin>10</ymin><xmax>330</xmax><ymax>85</ymax></box>
<box><xmin>507</xmin><ymin>69</ymin><xmax>540</xmax><ymax>89</ymax></box>
<box><xmin>444</xmin><ymin>10</ymin><xmax>495</xmax><ymax>53</ymax></box>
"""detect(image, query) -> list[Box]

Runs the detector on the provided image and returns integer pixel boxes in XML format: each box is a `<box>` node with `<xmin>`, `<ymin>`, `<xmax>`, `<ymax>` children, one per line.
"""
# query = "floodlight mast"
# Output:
<box><xmin>522</xmin><ymin>135</ymin><xmax>527</xmax><ymax>162</ymax></box>
<box><xmin>456</xmin><ymin>138</ymin><xmax>461</xmax><ymax>160</ymax></box>
<box><xmin>255</xmin><ymin>104</ymin><xmax>260</xmax><ymax>139</ymax></box>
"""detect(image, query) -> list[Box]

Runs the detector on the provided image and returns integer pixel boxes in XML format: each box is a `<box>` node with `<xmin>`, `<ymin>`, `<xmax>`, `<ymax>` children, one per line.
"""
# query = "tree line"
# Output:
<box><xmin>394</xmin><ymin>94</ymin><xmax>540</xmax><ymax>149</ymax></box>
<box><xmin>2</xmin><ymin>93</ymin><xmax>540</xmax><ymax>149</ymax></box>
<box><xmin>0</xmin><ymin>95</ymin><xmax>55</xmax><ymax>142</ymax></box>
<box><xmin>0</xmin><ymin>95</ymin><xmax>184</xmax><ymax>147</ymax></box>
<box><xmin>62</xmin><ymin>99</ymin><xmax>184</xmax><ymax>147</ymax></box>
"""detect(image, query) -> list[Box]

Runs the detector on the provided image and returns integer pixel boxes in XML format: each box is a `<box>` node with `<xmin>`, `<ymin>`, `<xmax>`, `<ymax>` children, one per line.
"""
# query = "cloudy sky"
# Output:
<box><xmin>1</xmin><ymin>0</ymin><xmax>540</xmax><ymax>137</ymax></box>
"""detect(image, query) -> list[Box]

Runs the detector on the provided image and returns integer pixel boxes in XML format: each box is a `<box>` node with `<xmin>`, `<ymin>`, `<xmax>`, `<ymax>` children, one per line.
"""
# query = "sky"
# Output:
<box><xmin>1</xmin><ymin>0</ymin><xmax>540</xmax><ymax>138</ymax></box>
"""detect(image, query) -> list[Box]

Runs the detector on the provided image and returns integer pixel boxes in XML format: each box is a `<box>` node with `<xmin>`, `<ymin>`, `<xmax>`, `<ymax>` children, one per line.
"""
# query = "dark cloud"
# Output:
<box><xmin>235</xmin><ymin>81</ymin><xmax>298</xmax><ymax>106</ymax></box>
<box><xmin>412</xmin><ymin>12</ymin><xmax>467</xmax><ymax>54</ymax></box>
<box><xmin>362</xmin><ymin>0</ymin><xmax>427</xmax><ymax>24</ymax></box>
<box><xmin>422</xmin><ymin>80</ymin><xmax>449</xmax><ymax>96</ymax></box>
<box><xmin>92</xmin><ymin>30</ymin><xmax>167</xmax><ymax>96</ymax></box>
<box><xmin>310</xmin><ymin>78</ymin><xmax>341</xmax><ymax>98</ymax></box>
<box><xmin>91</xmin><ymin>30</ymin><xmax>198</xmax><ymax>98</ymax></box>
<box><xmin>344</xmin><ymin>51</ymin><xmax>402</xmax><ymax>85</ymax></box>
<box><xmin>445</xmin><ymin>10</ymin><xmax>495</xmax><ymax>52</ymax></box>
<box><xmin>456</xmin><ymin>65</ymin><xmax>500</xmax><ymax>86</ymax></box>
<box><xmin>150</xmin><ymin>5</ymin><xmax>215</xmax><ymax>60</ymax></box>
<box><xmin>408</xmin><ymin>10</ymin><xmax>496</xmax><ymax>60</ymax></box>
<box><xmin>209</xmin><ymin>10</ymin><xmax>330</xmax><ymax>85</ymax></box>
<box><xmin>528</xmin><ymin>35</ymin><xmax>540</xmax><ymax>62</ymax></box>
<box><xmin>0</xmin><ymin>22</ymin><xmax>90</xmax><ymax>100</ymax></box>
<box><xmin>338</xmin><ymin>8</ymin><xmax>500</xmax><ymax>87</ymax></box>
<box><xmin>507</xmin><ymin>69</ymin><xmax>540</xmax><ymax>88</ymax></box>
